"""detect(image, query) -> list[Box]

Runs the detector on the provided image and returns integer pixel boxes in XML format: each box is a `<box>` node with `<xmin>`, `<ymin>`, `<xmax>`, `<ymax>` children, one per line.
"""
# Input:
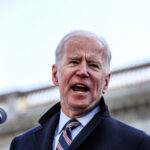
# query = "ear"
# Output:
<box><xmin>52</xmin><ymin>64</ymin><xmax>59</xmax><ymax>86</ymax></box>
<box><xmin>102</xmin><ymin>73</ymin><xmax>111</xmax><ymax>94</ymax></box>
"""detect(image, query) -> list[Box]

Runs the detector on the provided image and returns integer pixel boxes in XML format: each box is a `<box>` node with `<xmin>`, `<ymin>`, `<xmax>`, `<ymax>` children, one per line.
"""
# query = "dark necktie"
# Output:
<box><xmin>56</xmin><ymin>119</ymin><xmax>80</xmax><ymax>150</ymax></box>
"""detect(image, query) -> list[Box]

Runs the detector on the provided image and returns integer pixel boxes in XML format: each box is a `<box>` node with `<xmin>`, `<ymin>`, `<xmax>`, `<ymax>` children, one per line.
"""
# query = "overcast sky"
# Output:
<box><xmin>0</xmin><ymin>0</ymin><xmax>150</xmax><ymax>92</ymax></box>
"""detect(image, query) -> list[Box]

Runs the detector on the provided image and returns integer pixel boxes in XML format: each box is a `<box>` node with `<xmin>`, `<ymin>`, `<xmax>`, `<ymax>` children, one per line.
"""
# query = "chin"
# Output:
<box><xmin>69</xmin><ymin>100</ymin><xmax>90</xmax><ymax>110</ymax></box>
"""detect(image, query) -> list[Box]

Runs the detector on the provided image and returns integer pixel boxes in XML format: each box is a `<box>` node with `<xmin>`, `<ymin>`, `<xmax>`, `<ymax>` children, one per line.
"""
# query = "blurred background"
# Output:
<box><xmin>0</xmin><ymin>0</ymin><xmax>150</xmax><ymax>149</ymax></box>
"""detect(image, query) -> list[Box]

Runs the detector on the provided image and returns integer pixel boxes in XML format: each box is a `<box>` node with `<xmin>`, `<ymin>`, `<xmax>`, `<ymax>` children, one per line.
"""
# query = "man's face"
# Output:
<box><xmin>52</xmin><ymin>35</ymin><xmax>110</xmax><ymax>117</ymax></box>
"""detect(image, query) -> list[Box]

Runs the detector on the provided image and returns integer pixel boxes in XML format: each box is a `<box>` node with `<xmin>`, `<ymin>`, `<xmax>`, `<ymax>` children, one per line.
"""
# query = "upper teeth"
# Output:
<box><xmin>76</xmin><ymin>84</ymin><xmax>86</xmax><ymax>88</ymax></box>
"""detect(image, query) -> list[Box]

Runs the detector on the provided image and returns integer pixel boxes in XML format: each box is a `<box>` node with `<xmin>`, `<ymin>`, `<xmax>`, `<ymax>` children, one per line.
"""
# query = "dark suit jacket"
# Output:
<box><xmin>10</xmin><ymin>97</ymin><xmax>150</xmax><ymax>150</ymax></box>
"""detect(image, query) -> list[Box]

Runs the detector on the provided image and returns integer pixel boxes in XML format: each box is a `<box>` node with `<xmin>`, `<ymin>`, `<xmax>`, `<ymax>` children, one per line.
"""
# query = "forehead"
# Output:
<box><xmin>62</xmin><ymin>35</ymin><xmax>107</xmax><ymax>59</ymax></box>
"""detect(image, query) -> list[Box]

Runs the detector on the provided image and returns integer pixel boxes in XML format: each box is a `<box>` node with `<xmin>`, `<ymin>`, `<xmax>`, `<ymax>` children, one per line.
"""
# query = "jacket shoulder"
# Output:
<box><xmin>104</xmin><ymin>117</ymin><xmax>150</xmax><ymax>149</ymax></box>
<box><xmin>10</xmin><ymin>125</ymin><xmax>42</xmax><ymax>150</ymax></box>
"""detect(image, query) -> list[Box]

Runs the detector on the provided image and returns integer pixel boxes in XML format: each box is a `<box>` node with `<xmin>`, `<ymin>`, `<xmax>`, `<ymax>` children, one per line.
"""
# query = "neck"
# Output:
<box><xmin>61</xmin><ymin>105</ymin><xmax>98</xmax><ymax>119</ymax></box>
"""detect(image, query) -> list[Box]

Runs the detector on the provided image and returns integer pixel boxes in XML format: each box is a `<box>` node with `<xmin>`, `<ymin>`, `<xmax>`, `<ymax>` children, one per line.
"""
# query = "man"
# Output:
<box><xmin>10</xmin><ymin>30</ymin><xmax>150</xmax><ymax>150</ymax></box>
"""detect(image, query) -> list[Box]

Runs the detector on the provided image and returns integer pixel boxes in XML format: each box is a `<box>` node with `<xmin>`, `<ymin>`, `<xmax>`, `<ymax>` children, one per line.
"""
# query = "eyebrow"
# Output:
<box><xmin>88</xmin><ymin>60</ymin><xmax>101</xmax><ymax>65</ymax></box>
<box><xmin>68</xmin><ymin>56</ymin><xmax>82</xmax><ymax>60</ymax></box>
<box><xmin>68</xmin><ymin>57</ymin><xmax>101</xmax><ymax>65</ymax></box>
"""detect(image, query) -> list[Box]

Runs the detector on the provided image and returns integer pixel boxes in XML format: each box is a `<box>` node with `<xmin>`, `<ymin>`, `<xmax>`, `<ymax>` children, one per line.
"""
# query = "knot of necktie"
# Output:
<box><xmin>64</xmin><ymin>119</ymin><xmax>80</xmax><ymax>132</ymax></box>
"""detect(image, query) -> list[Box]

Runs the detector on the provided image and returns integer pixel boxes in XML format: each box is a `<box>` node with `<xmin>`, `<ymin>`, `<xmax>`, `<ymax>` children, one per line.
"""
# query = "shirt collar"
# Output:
<box><xmin>77</xmin><ymin>106</ymin><xmax>100</xmax><ymax>127</ymax></box>
<box><xmin>56</xmin><ymin>106</ymin><xmax>100</xmax><ymax>135</ymax></box>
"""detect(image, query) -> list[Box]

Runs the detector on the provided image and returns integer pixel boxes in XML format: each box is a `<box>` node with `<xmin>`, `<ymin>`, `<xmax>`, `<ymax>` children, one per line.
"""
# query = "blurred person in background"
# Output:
<box><xmin>10</xmin><ymin>30</ymin><xmax>150</xmax><ymax>150</ymax></box>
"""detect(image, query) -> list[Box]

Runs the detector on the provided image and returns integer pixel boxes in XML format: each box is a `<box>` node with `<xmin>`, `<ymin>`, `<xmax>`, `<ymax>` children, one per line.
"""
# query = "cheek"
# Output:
<box><xmin>93</xmin><ymin>76</ymin><xmax>105</xmax><ymax>92</ymax></box>
<box><xmin>59</xmin><ymin>67</ymin><xmax>75</xmax><ymax>81</ymax></box>
<box><xmin>58</xmin><ymin>68</ymin><xmax>71</xmax><ymax>89</ymax></box>
<box><xmin>58</xmin><ymin>68</ymin><xmax>66</xmax><ymax>83</ymax></box>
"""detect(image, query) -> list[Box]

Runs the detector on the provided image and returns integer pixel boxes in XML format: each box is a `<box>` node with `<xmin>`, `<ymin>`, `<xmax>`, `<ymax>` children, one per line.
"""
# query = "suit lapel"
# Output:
<box><xmin>33</xmin><ymin>112</ymin><xmax>59</xmax><ymax>150</ymax></box>
<box><xmin>68</xmin><ymin>113</ymin><xmax>105</xmax><ymax>150</ymax></box>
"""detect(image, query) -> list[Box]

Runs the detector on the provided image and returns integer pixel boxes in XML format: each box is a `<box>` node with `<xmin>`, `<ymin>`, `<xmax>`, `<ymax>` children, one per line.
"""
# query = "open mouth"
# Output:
<box><xmin>71</xmin><ymin>84</ymin><xmax>89</xmax><ymax>92</ymax></box>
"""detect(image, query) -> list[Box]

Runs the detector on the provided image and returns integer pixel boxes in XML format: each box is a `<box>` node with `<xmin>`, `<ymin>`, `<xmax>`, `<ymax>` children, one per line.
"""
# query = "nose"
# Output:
<box><xmin>76</xmin><ymin>62</ymin><xmax>89</xmax><ymax>78</ymax></box>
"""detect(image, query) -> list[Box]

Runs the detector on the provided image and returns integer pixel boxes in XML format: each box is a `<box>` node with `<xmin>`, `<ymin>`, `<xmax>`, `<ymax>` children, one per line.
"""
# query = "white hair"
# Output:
<box><xmin>55</xmin><ymin>30</ymin><xmax>112</xmax><ymax>73</ymax></box>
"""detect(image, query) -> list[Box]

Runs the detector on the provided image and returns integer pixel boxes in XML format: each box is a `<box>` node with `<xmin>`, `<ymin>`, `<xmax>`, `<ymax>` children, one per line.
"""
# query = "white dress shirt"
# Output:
<box><xmin>53</xmin><ymin>106</ymin><xmax>100</xmax><ymax>150</ymax></box>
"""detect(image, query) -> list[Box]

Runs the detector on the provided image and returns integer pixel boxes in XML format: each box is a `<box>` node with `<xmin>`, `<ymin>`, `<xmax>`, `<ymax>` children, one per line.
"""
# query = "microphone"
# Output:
<box><xmin>0</xmin><ymin>107</ymin><xmax>7</xmax><ymax>124</ymax></box>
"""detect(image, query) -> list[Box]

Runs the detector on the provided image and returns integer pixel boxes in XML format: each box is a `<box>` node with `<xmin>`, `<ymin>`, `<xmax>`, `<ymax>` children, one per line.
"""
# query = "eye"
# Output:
<box><xmin>69</xmin><ymin>60</ymin><xmax>79</xmax><ymax>65</ymax></box>
<box><xmin>89</xmin><ymin>64</ymin><xmax>99</xmax><ymax>68</ymax></box>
